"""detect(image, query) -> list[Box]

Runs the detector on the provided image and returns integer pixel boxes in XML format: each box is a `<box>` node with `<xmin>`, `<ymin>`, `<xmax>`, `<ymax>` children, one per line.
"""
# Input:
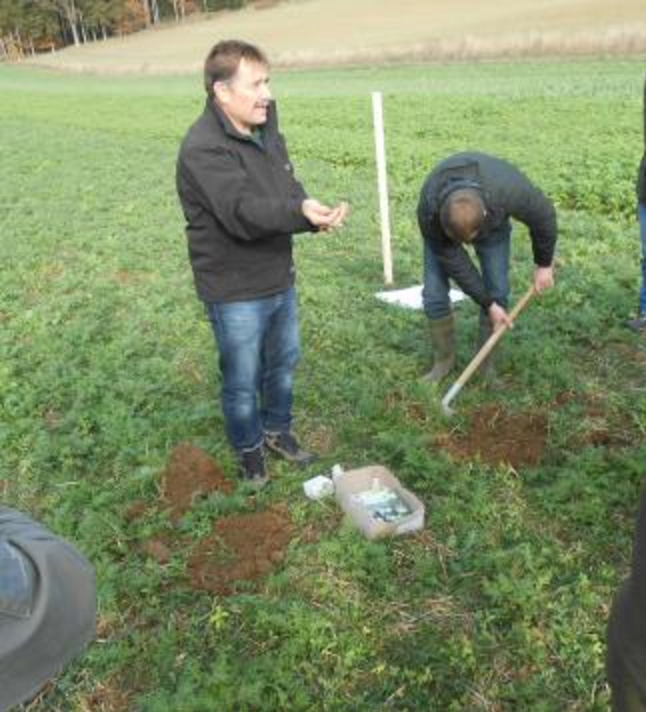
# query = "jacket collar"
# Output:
<box><xmin>205</xmin><ymin>98</ymin><xmax>278</xmax><ymax>143</ymax></box>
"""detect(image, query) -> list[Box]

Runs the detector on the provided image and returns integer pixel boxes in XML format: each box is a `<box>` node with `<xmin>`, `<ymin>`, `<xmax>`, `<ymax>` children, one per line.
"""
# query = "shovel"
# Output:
<box><xmin>440</xmin><ymin>285</ymin><xmax>535</xmax><ymax>417</ymax></box>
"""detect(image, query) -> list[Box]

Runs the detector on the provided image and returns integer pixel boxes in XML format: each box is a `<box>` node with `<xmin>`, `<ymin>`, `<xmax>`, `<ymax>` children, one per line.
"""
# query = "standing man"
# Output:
<box><xmin>176</xmin><ymin>40</ymin><xmax>347</xmax><ymax>487</ymax></box>
<box><xmin>417</xmin><ymin>151</ymin><xmax>557</xmax><ymax>381</ymax></box>
<box><xmin>625</xmin><ymin>75</ymin><xmax>646</xmax><ymax>333</ymax></box>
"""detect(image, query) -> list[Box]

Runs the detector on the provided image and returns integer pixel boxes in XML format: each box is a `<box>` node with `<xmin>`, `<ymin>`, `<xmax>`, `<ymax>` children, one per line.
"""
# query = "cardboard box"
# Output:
<box><xmin>334</xmin><ymin>465</ymin><xmax>424</xmax><ymax>540</ymax></box>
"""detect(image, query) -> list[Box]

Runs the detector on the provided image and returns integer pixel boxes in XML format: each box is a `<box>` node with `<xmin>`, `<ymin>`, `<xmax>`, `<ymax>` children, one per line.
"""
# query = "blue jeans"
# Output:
<box><xmin>639</xmin><ymin>203</ymin><xmax>646</xmax><ymax>313</ymax></box>
<box><xmin>422</xmin><ymin>221</ymin><xmax>512</xmax><ymax>319</ymax></box>
<box><xmin>206</xmin><ymin>288</ymin><xmax>300</xmax><ymax>451</ymax></box>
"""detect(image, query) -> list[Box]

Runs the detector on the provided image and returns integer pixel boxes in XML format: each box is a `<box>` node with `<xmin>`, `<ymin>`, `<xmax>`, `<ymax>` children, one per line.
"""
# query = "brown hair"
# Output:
<box><xmin>439</xmin><ymin>188</ymin><xmax>486</xmax><ymax>243</ymax></box>
<box><xmin>204</xmin><ymin>40</ymin><xmax>268</xmax><ymax>98</ymax></box>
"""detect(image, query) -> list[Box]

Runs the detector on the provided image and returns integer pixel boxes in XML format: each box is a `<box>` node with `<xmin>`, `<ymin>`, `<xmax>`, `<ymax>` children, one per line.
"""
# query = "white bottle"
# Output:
<box><xmin>331</xmin><ymin>464</ymin><xmax>344</xmax><ymax>482</ymax></box>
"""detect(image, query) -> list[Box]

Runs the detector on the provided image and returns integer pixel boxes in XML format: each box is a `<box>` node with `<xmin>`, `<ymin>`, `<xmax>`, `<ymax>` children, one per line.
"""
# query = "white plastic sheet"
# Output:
<box><xmin>375</xmin><ymin>284</ymin><xmax>466</xmax><ymax>310</ymax></box>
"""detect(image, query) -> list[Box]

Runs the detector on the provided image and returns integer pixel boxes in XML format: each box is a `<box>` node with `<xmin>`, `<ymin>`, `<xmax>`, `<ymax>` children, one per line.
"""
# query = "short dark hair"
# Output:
<box><xmin>439</xmin><ymin>188</ymin><xmax>486</xmax><ymax>243</ymax></box>
<box><xmin>204</xmin><ymin>40</ymin><xmax>268</xmax><ymax>98</ymax></box>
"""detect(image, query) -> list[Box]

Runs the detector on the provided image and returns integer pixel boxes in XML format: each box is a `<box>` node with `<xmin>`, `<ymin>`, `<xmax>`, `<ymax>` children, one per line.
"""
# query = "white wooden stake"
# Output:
<box><xmin>372</xmin><ymin>91</ymin><xmax>393</xmax><ymax>286</ymax></box>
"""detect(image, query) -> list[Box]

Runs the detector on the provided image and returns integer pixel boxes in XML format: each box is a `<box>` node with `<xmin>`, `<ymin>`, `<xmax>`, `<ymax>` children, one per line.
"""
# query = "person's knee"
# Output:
<box><xmin>423</xmin><ymin>294</ymin><xmax>451</xmax><ymax>320</ymax></box>
<box><xmin>223</xmin><ymin>385</ymin><xmax>257</xmax><ymax>413</ymax></box>
<box><xmin>221</xmin><ymin>344</ymin><xmax>262</xmax><ymax>388</ymax></box>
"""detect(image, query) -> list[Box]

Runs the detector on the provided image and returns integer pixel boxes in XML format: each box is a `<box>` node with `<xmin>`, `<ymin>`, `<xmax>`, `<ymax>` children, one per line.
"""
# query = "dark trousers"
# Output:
<box><xmin>607</xmin><ymin>603</ymin><xmax>646</xmax><ymax>712</ymax></box>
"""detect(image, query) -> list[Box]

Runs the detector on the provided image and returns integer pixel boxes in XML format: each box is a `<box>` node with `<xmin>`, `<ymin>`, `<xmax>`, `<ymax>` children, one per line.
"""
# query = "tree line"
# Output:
<box><xmin>0</xmin><ymin>0</ymin><xmax>247</xmax><ymax>60</ymax></box>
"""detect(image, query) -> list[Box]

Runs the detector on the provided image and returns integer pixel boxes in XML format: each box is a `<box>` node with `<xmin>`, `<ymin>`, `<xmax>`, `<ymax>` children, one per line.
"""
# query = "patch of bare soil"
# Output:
<box><xmin>141</xmin><ymin>539</ymin><xmax>173</xmax><ymax>564</ymax></box>
<box><xmin>131</xmin><ymin>445</ymin><xmax>297</xmax><ymax>593</ymax></box>
<box><xmin>161</xmin><ymin>442</ymin><xmax>234</xmax><ymax>521</ymax></box>
<box><xmin>77</xmin><ymin>679</ymin><xmax>133</xmax><ymax>712</ymax></box>
<box><xmin>439</xmin><ymin>405</ymin><xmax>547</xmax><ymax>469</ymax></box>
<box><xmin>187</xmin><ymin>505</ymin><xmax>293</xmax><ymax>595</ymax></box>
<box><xmin>26</xmin><ymin>674</ymin><xmax>132</xmax><ymax>712</ymax></box>
<box><xmin>585</xmin><ymin>429</ymin><xmax>632</xmax><ymax>448</ymax></box>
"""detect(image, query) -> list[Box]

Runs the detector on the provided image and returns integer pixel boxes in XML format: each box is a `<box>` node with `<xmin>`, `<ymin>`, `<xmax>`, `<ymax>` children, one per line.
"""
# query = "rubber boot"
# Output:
<box><xmin>477</xmin><ymin>311</ymin><xmax>496</xmax><ymax>378</ymax></box>
<box><xmin>422</xmin><ymin>314</ymin><xmax>456</xmax><ymax>383</ymax></box>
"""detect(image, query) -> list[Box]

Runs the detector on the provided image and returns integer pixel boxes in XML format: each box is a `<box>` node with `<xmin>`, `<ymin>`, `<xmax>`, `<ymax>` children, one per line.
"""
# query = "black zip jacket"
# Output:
<box><xmin>637</xmin><ymin>75</ymin><xmax>646</xmax><ymax>204</ymax></box>
<box><xmin>417</xmin><ymin>152</ymin><xmax>557</xmax><ymax>309</ymax></box>
<box><xmin>176</xmin><ymin>99</ymin><xmax>313</xmax><ymax>303</ymax></box>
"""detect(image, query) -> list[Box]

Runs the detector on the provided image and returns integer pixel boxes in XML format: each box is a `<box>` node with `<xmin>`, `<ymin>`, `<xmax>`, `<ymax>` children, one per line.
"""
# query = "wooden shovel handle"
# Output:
<box><xmin>441</xmin><ymin>285</ymin><xmax>535</xmax><ymax>412</ymax></box>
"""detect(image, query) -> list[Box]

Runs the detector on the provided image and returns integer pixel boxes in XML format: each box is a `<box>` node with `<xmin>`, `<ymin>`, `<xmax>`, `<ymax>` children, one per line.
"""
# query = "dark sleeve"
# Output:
<box><xmin>178</xmin><ymin>144</ymin><xmax>312</xmax><ymax>242</ymax></box>
<box><xmin>497</xmin><ymin>165</ymin><xmax>557</xmax><ymax>267</ymax></box>
<box><xmin>638</xmin><ymin>78</ymin><xmax>646</xmax><ymax>203</ymax></box>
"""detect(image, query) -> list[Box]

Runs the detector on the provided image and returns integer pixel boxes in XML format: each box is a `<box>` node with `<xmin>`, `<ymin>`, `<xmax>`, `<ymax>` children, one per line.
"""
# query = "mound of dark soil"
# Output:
<box><xmin>187</xmin><ymin>506</ymin><xmax>293</xmax><ymax>595</ymax></box>
<box><xmin>131</xmin><ymin>446</ymin><xmax>295</xmax><ymax>594</ymax></box>
<box><xmin>161</xmin><ymin>442</ymin><xmax>234</xmax><ymax>521</ymax></box>
<box><xmin>439</xmin><ymin>405</ymin><xmax>547</xmax><ymax>468</ymax></box>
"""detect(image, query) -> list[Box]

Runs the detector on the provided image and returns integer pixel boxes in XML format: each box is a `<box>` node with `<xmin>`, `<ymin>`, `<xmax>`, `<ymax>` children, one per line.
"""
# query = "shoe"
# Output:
<box><xmin>264</xmin><ymin>431</ymin><xmax>317</xmax><ymax>466</ymax></box>
<box><xmin>421</xmin><ymin>314</ymin><xmax>456</xmax><ymax>383</ymax></box>
<box><xmin>237</xmin><ymin>444</ymin><xmax>269</xmax><ymax>489</ymax></box>
<box><xmin>625</xmin><ymin>313</ymin><xmax>646</xmax><ymax>332</ymax></box>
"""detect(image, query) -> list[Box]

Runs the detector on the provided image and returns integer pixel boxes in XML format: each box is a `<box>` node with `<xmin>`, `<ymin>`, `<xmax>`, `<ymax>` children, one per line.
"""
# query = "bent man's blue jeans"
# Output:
<box><xmin>422</xmin><ymin>221</ymin><xmax>512</xmax><ymax>319</ymax></box>
<box><xmin>206</xmin><ymin>288</ymin><xmax>300</xmax><ymax>451</ymax></box>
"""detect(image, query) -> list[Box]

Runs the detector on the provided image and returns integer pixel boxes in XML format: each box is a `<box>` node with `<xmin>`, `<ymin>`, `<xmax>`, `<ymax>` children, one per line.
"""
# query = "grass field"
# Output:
<box><xmin>2</xmin><ymin>58</ymin><xmax>646</xmax><ymax>710</ymax></box>
<box><xmin>24</xmin><ymin>0</ymin><xmax>646</xmax><ymax>73</ymax></box>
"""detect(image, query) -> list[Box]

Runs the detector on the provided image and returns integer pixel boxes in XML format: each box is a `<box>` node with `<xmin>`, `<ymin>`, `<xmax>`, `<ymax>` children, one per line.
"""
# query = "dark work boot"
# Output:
<box><xmin>477</xmin><ymin>311</ymin><xmax>496</xmax><ymax>378</ymax></box>
<box><xmin>264</xmin><ymin>431</ymin><xmax>317</xmax><ymax>466</ymax></box>
<box><xmin>422</xmin><ymin>314</ymin><xmax>456</xmax><ymax>383</ymax></box>
<box><xmin>237</xmin><ymin>444</ymin><xmax>269</xmax><ymax>489</ymax></box>
<box><xmin>625</xmin><ymin>312</ymin><xmax>646</xmax><ymax>333</ymax></box>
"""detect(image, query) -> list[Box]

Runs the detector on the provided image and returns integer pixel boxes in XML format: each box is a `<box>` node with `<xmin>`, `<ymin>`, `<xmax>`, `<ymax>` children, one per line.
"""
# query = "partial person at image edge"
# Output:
<box><xmin>0</xmin><ymin>507</ymin><xmax>96</xmax><ymax>712</ymax></box>
<box><xmin>625</xmin><ymin>73</ymin><xmax>646</xmax><ymax>333</ymax></box>
<box><xmin>417</xmin><ymin>151</ymin><xmax>557</xmax><ymax>382</ymax></box>
<box><xmin>175</xmin><ymin>40</ymin><xmax>348</xmax><ymax>488</ymax></box>
<box><xmin>607</xmin><ymin>481</ymin><xmax>646</xmax><ymax>711</ymax></box>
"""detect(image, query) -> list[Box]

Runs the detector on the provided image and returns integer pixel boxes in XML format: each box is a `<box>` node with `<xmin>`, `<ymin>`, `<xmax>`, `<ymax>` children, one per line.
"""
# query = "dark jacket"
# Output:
<box><xmin>637</xmin><ymin>76</ymin><xmax>646</xmax><ymax>204</ymax></box>
<box><xmin>607</xmin><ymin>482</ymin><xmax>646</xmax><ymax>711</ymax></box>
<box><xmin>417</xmin><ymin>152</ymin><xmax>557</xmax><ymax>308</ymax></box>
<box><xmin>176</xmin><ymin>99</ymin><xmax>313</xmax><ymax>303</ymax></box>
